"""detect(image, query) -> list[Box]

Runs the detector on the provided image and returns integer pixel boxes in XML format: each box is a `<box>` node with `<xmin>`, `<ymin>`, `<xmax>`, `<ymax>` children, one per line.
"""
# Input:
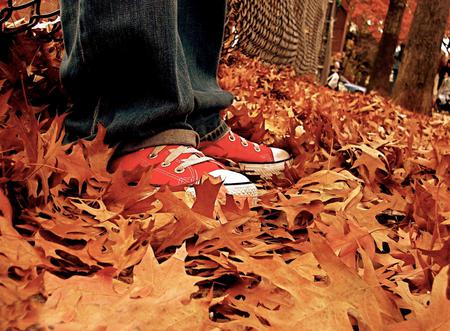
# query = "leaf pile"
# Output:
<box><xmin>0</xmin><ymin>37</ymin><xmax>449</xmax><ymax>330</ymax></box>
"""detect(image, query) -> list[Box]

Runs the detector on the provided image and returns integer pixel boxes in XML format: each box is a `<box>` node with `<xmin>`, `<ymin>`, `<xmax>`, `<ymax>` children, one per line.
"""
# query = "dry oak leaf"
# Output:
<box><xmin>344</xmin><ymin>192</ymin><xmax>404</xmax><ymax>250</ymax></box>
<box><xmin>192</xmin><ymin>175</ymin><xmax>223</xmax><ymax>218</ymax></box>
<box><xmin>39</xmin><ymin>245</ymin><xmax>212</xmax><ymax>330</ymax></box>
<box><xmin>259</xmin><ymin>192</ymin><xmax>324</xmax><ymax>231</ymax></box>
<box><xmin>0</xmin><ymin>189</ymin><xmax>48</xmax><ymax>272</ymax></box>
<box><xmin>341</xmin><ymin>144</ymin><xmax>389</xmax><ymax>184</ymax></box>
<box><xmin>53</xmin><ymin>142</ymin><xmax>97</xmax><ymax>193</ymax></box>
<box><xmin>154</xmin><ymin>189</ymin><xmax>218</xmax><ymax>253</ymax></box>
<box><xmin>8</xmin><ymin>113</ymin><xmax>65</xmax><ymax>200</ymax></box>
<box><xmin>69</xmin><ymin>198</ymin><xmax>119</xmax><ymax>222</ymax></box>
<box><xmin>0</xmin><ymin>190</ymin><xmax>48</xmax><ymax>330</ymax></box>
<box><xmin>193</xmin><ymin>216</ymin><xmax>262</xmax><ymax>259</ymax></box>
<box><xmin>420</xmin><ymin>239</ymin><xmax>450</xmax><ymax>269</ymax></box>
<box><xmin>218</xmin><ymin>193</ymin><xmax>252</xmax><ymax>221</ymax></box>
<box><xmin>295</xmin><ymin>169</ymin><xmax>364</xmax><ymax>209</ymax></box>
<box><xmin>221</xmin><ymin>232</ymin><xmax>402</xmax><ymax>330</ymax></box>
<box><xmin>322</xmin><ymin>220</ymin><xmax>376</xmax><ymax>270</ymax></box>
<box><xmin>86</xmin><ymin>216</ymin><xmax>152</xmax><ymax>273</ymax></box>
<box><xmin>386</xmin><ymin>266</ymin><xmax>450</xmax><ymax>331</ymax></box>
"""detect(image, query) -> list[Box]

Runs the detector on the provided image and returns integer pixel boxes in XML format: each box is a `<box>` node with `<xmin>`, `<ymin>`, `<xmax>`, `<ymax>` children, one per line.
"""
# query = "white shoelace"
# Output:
<box><xmin>150</xmin><ymin>146</ymin><xmax>214</xmax><ymax>172</ymax></box>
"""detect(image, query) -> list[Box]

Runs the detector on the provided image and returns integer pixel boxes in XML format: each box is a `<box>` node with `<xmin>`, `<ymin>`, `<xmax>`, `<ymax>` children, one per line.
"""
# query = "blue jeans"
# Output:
<box><xmin>60</xmin><ymin>0</ymin><xmax>233</xmax><ymax>151</ymax></box>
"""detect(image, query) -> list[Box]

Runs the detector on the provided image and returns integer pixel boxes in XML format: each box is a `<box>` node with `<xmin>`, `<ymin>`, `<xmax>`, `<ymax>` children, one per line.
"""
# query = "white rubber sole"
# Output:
<box><xmin>186</xmin><ymin>182</ymin><xmax>258</xmax><ymax>198</ymax></box>
<box><xmin>224</xmin><ymin>182</ymin><xmax>258</xmax><ymax>197</ymax></box>
<box><xmin>237</xmin><ymin>158</ymin><xmax>293</xmax><ymax>179</ymax></box>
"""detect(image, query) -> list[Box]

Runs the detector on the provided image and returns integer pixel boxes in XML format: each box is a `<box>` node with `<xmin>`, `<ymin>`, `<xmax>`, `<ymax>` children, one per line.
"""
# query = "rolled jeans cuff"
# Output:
<box><xmin>199</xmin><ymin>119</ymin><xmax>229</xmax><ymax>142</ymax></box>
<box><xmin>118</xmin><ymin>129</ymin><xmax>200</xmax><ymax>155</ymax></box>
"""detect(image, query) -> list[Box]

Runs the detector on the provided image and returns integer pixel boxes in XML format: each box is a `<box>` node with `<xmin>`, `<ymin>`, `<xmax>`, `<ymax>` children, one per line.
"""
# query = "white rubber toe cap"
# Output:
<box><xmin>238</xmin><ymin>148</ymin><xmax>292</xmax><ymax>179</ymax></box>
<box><xmin>270</xmin><ymin>147</ymin><xmax>291</xmax><ymax>162</ymax></box>
<box><xmin>209</xmin><ymin>169</ymin><xmax>252</xmax><ymax>185</ymax></box>
<box><xmin>209</xmin><ymin>169</ymin><xmax>258</xmax><ymax>197</ymax></box>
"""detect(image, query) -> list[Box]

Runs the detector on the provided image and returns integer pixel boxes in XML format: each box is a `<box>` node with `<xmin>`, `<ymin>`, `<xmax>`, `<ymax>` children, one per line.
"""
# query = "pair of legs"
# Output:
<box><xmin>60</xmin><ymin>0</ymin><xmax>231</xmax><ymax>150</ymax></box>
<box><xmin>59</xmin><ymin>0</ymin><xmax>291</xmax><ymax>196</ymax></box>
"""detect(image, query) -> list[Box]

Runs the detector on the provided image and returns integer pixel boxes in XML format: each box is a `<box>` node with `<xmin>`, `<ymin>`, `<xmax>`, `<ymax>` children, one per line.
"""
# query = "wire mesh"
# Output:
<box><xmin>0</xmin><ymin>0</ymin><xmax>60</xmax><ymax>38</ymax></box>
<box><xmin>224</xmin><ymin>0</ymin><xmax>330</xmax><ymax>75</ymax></box>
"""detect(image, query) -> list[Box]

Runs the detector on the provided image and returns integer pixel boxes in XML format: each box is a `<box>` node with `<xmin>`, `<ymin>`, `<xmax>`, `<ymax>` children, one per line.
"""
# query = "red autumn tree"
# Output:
<box><xmin>393</xmin><ymin>0</ymin><xmax>450</xmax><ymax>114</ymax></box>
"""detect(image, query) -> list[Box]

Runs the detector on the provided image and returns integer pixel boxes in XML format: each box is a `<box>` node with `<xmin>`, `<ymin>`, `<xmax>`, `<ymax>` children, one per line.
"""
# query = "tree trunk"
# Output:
<box><xmin>392</xmin><ymin>0</ymin><xmax>450</xmax><ymax>115</ymax></box>
<box><xmin>368</xmin><ymin>0</ymin><xmax>407</xmax><ymax>95</ymax></box>
<box><xmin>320</xmin><ymin>0</ymin><xmax>336</xmax><ymax>85</ymax></box>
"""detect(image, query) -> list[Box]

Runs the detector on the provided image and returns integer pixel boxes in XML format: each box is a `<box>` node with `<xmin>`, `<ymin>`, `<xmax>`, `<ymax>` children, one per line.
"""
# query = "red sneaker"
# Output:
<box><xmin>111</xmin><ymin>145</ymin><xmax>257</xmax><ymax>197</ymax></box>
<box><xmin>199</xmin><ymin>130</ymin><xmax>292</xmax><ymax>179</ymax></box>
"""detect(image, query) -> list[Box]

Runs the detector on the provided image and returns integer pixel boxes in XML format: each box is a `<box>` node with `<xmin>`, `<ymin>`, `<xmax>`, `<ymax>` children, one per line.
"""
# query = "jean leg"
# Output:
<box><xmin>60</xmin><ymin>0</ymin><xmax>196</xmax><ymax>148</ymax></box>
<box><xmin>177</xmin><ymin>0</ymin><xmax>234</xmax><ymax>138</ymax></box>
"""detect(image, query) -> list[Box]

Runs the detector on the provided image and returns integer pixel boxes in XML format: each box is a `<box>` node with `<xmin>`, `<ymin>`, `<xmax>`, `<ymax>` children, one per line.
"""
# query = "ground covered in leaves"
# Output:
<box><xmin>0</xmin><ymin>36</ymin><xmax>449</xmax><ymax>330</ymax></box>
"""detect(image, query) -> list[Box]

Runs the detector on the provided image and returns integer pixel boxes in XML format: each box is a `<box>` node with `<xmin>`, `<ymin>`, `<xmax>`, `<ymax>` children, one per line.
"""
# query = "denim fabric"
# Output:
<box><xmin>199</xmin><ymin>118</ymin><xmax>229</xmax><ymax>141</ymax></box>
<box><xmin>119</xmin><ymin>129</ymin><xmax>199</xmax><ymax>155</ymax></box>
<box><xmin>59</xmin><ymin>0</ymin><xmax>234</xmax><ymax>148</ymax></box>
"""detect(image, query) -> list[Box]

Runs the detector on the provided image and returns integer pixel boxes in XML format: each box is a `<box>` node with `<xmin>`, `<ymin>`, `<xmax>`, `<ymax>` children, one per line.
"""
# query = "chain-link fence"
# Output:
<box><xmin>224</xmin><ymin>0</ymin><xmax>330</xmax><ymax>76</ymax></box>
<box><xmin>1</xmin><ymin>0</ymin><xmax>332</xmax><ymax>75</ymax></box>
<box><xmin>0</xmin><ymin>0</ymin><xmax>60</xmax><ymax>39</ymax></box>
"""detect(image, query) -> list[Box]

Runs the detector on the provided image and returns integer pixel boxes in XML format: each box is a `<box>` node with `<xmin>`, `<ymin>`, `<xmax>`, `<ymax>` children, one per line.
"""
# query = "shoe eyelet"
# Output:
<box><xmin>174</xmin><ymin>167</ymin><xmax>185</xmax><ymax>174</ymax></box>
<box><xmin>241</xmin><ymin>141</ymin><xmax>249</xmax><ymax>147</ymax></box>
<box><xmin>148</xmin><ymin>153</ymin><xmax>158</xmax><ymax>159</ymax></box>
<box><xmin>228</xmin><ymin>135</ymin><xmax>236</xmax><ymax>142</ymax></box>
<box><xmin>161</xmin><ymin>161</ymin><xmax>171</xmax><ymax>167</ymax></box>
<box><xmin>254</xmin><ymin>145</ymin><xmax>261</xmax><ymax>152</ymax></box>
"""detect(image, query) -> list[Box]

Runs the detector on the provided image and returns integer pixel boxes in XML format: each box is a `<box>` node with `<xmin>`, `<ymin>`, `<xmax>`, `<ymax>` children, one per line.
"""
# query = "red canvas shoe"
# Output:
<box><xmin>199</xmin><ymin>130</ymin><xmax>292</xmax><ymax>179</ymax></box>
<box><xmin>111</xmin><ymin>145</ymin><xmax>257</xmax><ymax>197</ymax></box>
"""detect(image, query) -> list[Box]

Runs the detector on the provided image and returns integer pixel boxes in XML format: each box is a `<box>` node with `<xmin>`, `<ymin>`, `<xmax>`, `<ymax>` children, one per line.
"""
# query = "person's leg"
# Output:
<box><xmin>59</xmin><ymin>0</ymin><xmax>257</xmax><ymax>196</ymax></box>
<box><xmin>60</xmin><ymin>0</ymin><xmax>198</xmax><ymax>150</ymax></box>
<box><xmin>177</xmin><ymin>0</ymin><xmax>291</xmax><ymax>178</ymax></box>
<box><xmin>177</xmin><ymin>0</ymin><xmax>233</xmax><ymax>141</ymax></box>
